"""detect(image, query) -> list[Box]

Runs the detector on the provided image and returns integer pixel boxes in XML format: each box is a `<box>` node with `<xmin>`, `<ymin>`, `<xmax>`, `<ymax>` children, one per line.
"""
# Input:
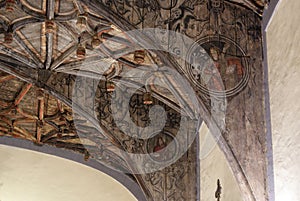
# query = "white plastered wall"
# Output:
<box><xmin>0</xmin><ymin>145</ymin><xmax>137</xmax><ymax>201</ymax></box>
<box><xmin>267</xmin><ymin>0</ymin><xmax>300</xmax><ymax>200</ymax></box>
<box><xmin>199</xmin><ymin>123</ymin><xmax>243</xmax><ymax>201</ymax></box>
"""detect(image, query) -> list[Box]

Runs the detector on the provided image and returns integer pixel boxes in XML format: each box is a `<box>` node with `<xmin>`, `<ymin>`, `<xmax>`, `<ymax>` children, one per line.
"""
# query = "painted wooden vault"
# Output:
<box><xmin>0</xmin><ymin>0</ymin><xmax>270</xmax><ymax>200</ymax></box>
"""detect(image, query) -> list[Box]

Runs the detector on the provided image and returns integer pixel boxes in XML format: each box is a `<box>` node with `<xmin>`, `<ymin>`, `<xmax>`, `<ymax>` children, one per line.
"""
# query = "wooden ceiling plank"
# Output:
<box><xmin>41</xmin><ymin>130</ymin><xmax>58</xmax><ymax>142</ymax></box>
<box><xmin>0</xmin><ymin>116</ymin><xmax>12</xmax><ymax>126</ymax></box>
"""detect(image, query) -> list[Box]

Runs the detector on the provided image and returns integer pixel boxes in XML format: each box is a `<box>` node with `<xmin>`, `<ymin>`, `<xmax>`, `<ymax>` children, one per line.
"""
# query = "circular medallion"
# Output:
<box><xmin>186</xmin><ymin>36</ymin><xmax>250</xmax><ymax>97</ymax></box>
<box><xmin>146</xmin><ymin>132</ymin><xmax>178</xmax><ymax>163</ymax></box>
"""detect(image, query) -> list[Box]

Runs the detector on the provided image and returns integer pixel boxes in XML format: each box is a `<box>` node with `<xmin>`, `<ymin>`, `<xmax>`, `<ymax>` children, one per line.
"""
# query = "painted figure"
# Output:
<box><xmin>205</xmin><ymin>44</ymin><xmax>244</xmax><ymax>91</ymax></box>
<box><xmin>202</xmin><ymin>47</ymin><xmax>225</xmax><ymax>91</ymax></box>
<box><xmin>224</xmin><ymin>58</ymin><xmax>243</xmax><ymax>89</ymax></box>
<box><xmin>153</xmin><ymin>136</ymin><xmax>166</xmax><ymax>153</ymax></box>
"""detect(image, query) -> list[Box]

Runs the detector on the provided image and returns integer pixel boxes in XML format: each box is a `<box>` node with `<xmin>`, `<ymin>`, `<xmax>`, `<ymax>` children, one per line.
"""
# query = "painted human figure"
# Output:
<box><xmin>153</xmin><ymin>136</ymin><xmax>166</xmax><ymax>153</ymax></box>
<box><xmin>184</xmin><ymin>15</ymin><xmax>202</xmax><ymax>38</ymax></box>
<box><xmin>225</xmin><ymin>57</ymin><xmax>243</xmax><ymax>89</ymax></box>
<box><xmin>152</xmin><ymin>136</ymin><xmax>172</xmax><ymax>161</ymax></box>
<box><xmin>202</xmin><ymin>47</ymin><xmax>225</xmax><ymax>91</ymax></box>
<box><xmin>205</xmin><ymin>45</ymin><xmax>243</xmax><ymax>91</ymax></box>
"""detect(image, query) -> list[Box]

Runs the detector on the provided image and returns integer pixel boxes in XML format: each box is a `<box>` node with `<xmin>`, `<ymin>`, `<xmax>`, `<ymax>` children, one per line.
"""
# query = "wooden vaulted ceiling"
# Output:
<box><xmin>0</xmin><ymin>0</ymin><xmax>270</xmax><ymax>201</ymax></box>
<box><xmin>0</xmin><ymin>0</ymin><xmax>191</xmax><ymax>157</ymax></box>
<box><xmin>0</xmin><ymin>2</ymin><xmax>203</xmax><ymax>200</ymax></box>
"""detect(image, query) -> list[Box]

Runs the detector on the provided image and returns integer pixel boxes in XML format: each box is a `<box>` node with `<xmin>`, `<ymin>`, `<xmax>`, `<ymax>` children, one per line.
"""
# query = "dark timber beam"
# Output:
<box><xmin>50</xmin><ymin>44</ymin><xmax>78</xmax><ymax>70</ymax></box>
<box><xmin>0</xmin><ymin>46</ymin><xmax>38</xmax><ymax>69</ymax></box>
<box><xmin>44</xmin><ymin>0</ymin><xmax>55</xmax><ymax>69</ymax></box>
<box><xmin>14</xmin><ymin>31</ymin><xmax>44</xmax><ymax>68</ymax></box>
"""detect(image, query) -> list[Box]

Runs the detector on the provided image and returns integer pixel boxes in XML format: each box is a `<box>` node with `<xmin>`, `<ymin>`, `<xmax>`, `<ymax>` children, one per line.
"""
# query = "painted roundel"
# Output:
<box><xmin>146</xmin><ymin>132</ymin><xmax>178</xmax><ymax>163</ymax></box>
<box><xmin>186</xmin><ymin>36</ymin><xmax>250</xmax><ymax>97</ymax></box>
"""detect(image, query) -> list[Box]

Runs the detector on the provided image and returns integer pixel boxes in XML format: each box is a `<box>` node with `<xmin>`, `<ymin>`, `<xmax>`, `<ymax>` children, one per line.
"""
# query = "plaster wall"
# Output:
<box><xmin>0</xmin><ymin>145</ymin><xmax>137</xmax><ymax>201</ymax></box>
<box><xmin>267</xmin><ymin>0</ymin><xmax>300</xmax><ymax>200</ymax></box>
<box><xmin>199</xmin><ymin>123</ymin><xmax>243</xmax><ymax>201</ymax></box>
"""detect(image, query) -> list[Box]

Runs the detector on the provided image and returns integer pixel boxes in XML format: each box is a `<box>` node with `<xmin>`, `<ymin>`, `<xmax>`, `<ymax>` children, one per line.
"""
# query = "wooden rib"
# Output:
<box><xmin>14</xmin><ymin>118</ymin><xmax>36</xmax><ymax>124</ymax></box>
<box><xmin>13</xmin><ymin>126</ymin><xmax>36</xmax><ymax>141</ymax></box>
<box><xmin>44</xmin><ymin>0</ymin><xmax>56</xmax><ymax>69</ymax></box>
<box><xmin>44</xmin><ymin>112</ymin><xmax>61</xmax><ymax>121</ymax></box>
<box><xmin>0</xmin><ymin>116</ymin><xmax>12</xmax><ymax>126</ymax></box>
<box><xmin>101</xmin><ymin>33</ymin><xmax>133</xmax><ymax>47</ymax></box>
<box><xmin>41</xmin><ymin>130</ymin><xmax>58</xmax><ymax>142</ymax></box>
<box><xmin>0</xmin><ymin>105</ymin><xmax>14</xmax><ymax>115</ymax></box>
<box><xmin>55</xmin><ymin>55</ymin><xmax>106</xmax><ymax>72</ymax></box>
<box><xmin>16</xmin><ymin>107</ymin><xmax>38</xmax><ymax>120</ymax></box>
<box><xmin>0</xmin><ymin>44</ymin><xmax>38</xmax><ymax>68</ymax></box>
<box><xmin>10</xmin><ymin>17</ymin><xmax>42</xmax><ymax>32</ymax></box>
<box><xmin>56</xmin><ymin>100</ymin><xmax>64</xmax><ymax>113</ymax></box>
<box><xmin>14</xmin><ymin>31</ymin><xmax>44</xmax><ymax>68</ymax></box>
<box><xmin>0</xmin><ymin>75</ymin><xmax>14</xmax><ymax>83</ymax></box>
<box><xmin>20</xmin><ymin>0</ymin><xmax>45</xmax><ymax>15</ymax></box>
<box><xmin>36</xmin><ymin>91</ymin><xmax>44</xmax><ymax>143</ymax></box>
<box><xmin>50</xmin><ymin>44</ymin><xmax>78</xmax><ymax>70</ymax></box>
<box><xmin>46</xmin><ymin>0</ymin><xmax>55</xmax><ymax>20</ymax></box>
<box><xmin>74</xmin><ymin>0</ymin><xmax>85</xmax><ymax>14</ymax></box>
<box><xmin>0</xmin><ymin>100</ymin><xmax>11</xmax><ymax>107</ymax></box>
<box><xmin>0</xmin><ymin>126</ymin><xmax>9</xmax><ymax>133</ymax></box>
<box><xmin>14</xmin><ymin>83</ymin><xmax>32</xmax><ymax>105</ymax></box>
<box><xmin>45</xmin><ymin>33</ymin><xmax>54</xmax><ymax>69</ymax></box>
<box><xmin>38</xmin><ymin>100</ymin><xmax>44</xmax><ymax>120</ymax></box>
<box><xmin>36</xmin><ymin>125</ymin><xmax>42</xmax><ymax>143</ymax></box>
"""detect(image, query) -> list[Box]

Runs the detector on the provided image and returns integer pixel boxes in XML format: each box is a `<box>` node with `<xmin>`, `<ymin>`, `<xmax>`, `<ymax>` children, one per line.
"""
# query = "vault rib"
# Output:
<box><xmin>14</xmin><ymin>31</ymin><xmax>44</xmax><ymax>68</ymax></box>
<box><xmin>14</xmin><ymin>83</ymin><xmax>32</xmax><ymax>106</ymax></box>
